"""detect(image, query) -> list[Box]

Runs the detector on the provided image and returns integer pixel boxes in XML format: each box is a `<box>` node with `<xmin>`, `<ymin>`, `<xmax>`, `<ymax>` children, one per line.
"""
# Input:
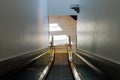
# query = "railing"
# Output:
<box><xmin>38</xmin><ymin>35</ymin><xmax>81</xmax><ymax>80</ymax></box>
<box><xmin>68</xmin><ymin>48</ymin><xmax>82</xmax><ymax>80</ymax></box>
<box><xmin>68</xmin><ymin>36</ymin><xmax>82</xmax><ymax>80</ymax></box>
<box><xmin>75</xmin><ymin>49</ymin><xmax>107</xmax><ymax>79</ymax></box>
<box><xmin>37</xmin><ymin>36</ymin><xmax>55</xmax><ymax>80</ymax></box>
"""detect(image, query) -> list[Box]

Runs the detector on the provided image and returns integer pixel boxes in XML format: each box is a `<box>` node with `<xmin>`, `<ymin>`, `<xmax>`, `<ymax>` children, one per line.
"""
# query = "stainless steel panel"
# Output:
<box><xmin>77</xmin><ymin>0</ymin><xmax>120</xmax><ymax>64</ymax></box>
<box><xmin>0</xmin><ymin>0</ymin><xmax>48</xmax><ymax>60</ymax></box>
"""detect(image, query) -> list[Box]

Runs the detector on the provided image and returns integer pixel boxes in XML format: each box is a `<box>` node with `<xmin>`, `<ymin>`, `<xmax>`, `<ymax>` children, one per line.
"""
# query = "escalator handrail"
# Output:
<box><xmin>68</xmin><ymin>50</ymin><xmax>82</xmax><ymax>80</ymax></box>
<box><xmin>37</xmin><ymin>61</ymin><xmax>53</xmax><ymax>80</ymax></box>
<box><xmin>70</xmin><ymin>62</ymin><xmax>82</xmax><ymax>80</ymax></box>
<box><xmin>36</xmin><ymin>49</ymin><xmax>55</xmax><ymax>80</ymax></box>
<box><xmin>29</xmin><ymin>52</ymin><xmax>48</xmax><ymax>63</ymax></box>
<box><xmin>73</xmin><ymin>51</ymin><xmax>107</xmax><ymax>79</ymax></box>
<box><xmin>1</xmin><ymin>51</ymin><xmax>48</xmax><ymax>80</ymax></box>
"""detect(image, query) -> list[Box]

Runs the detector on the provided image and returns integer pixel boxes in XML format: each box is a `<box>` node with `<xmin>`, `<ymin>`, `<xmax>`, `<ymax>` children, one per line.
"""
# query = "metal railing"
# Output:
<box><xmin>68</xmin><ymin>36</ymin><xmax>82</xmax><ymax>80</ymax></box>
<box><xmin>37</xmin><ymin>36</ymin><xmax>55</xmax><ymax>80</ymax></box>
<box><xmin>75</xmin><ymin>49</ymin><xmax>107</xmax><ymax>80</ymax></box>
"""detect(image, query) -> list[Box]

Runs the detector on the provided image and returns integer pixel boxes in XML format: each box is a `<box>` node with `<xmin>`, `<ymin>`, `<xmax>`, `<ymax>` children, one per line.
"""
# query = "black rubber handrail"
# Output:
<box><xmin>68</xmin><ymin>50</ymin><xmax>82</xmax><ymax>80</ymax></box>
<box><xmin>36</xmin><ymin>61</ymin><xmax>53</xmax><ymax>80</ymax></box>
<box><xmin>1</xmin><ymin>51</ymin><xmax>48</xmax><ymax>80</ymax></box>
<box><xmin>37</xmin><ymin>48</ymin><xmax>55</xmax><ymax>80</ymax></box>
<box><xmin>74</xmin><ymin>50</ymin><xmax>108</xmax><ymax>80</ymax></box>
<box><xmin>69</xmin><ymin>61</ymin><xmax>82</xmax><ymax>80</ymax></box>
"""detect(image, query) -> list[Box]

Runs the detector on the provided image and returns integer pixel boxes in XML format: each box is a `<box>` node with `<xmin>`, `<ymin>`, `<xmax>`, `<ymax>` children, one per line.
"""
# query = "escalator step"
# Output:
<box><xmin>46</xmin><ymin>53</ymin><xmax>74</xmax><ymax>80</ymax></box>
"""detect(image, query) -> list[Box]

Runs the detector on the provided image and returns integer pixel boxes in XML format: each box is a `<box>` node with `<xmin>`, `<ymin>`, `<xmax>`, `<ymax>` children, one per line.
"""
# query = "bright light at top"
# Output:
<box><xmin>49</xmin><ymin>23</ymin><xmax>59</xmax><ymax>27</ymax></box>
<box><xmin>49</xmin><ymin>23</ymin><xmax>62</xmax><ymax>32</ymax></box>
<box><xmin>53</xmin><ymin>35</ymin><xmax>68</xmax><ymax>40</ymax></box>
<box><xmin>53</xmin><ymin>35</ymin><xmax>68</xmax><ymax>45</ymax></box>
<box><xmin>49</xmin><ymin>35</ymin><xmax>52</xmax><ymax>42</ymax></box>
<box><xmin>49</xmin><ymin>35</ymin><xmax>73</xmax><ymax>45</ymax></box>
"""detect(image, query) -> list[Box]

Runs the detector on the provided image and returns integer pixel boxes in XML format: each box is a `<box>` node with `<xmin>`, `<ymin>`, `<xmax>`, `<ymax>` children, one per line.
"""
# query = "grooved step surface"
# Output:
<box><xmin>46</xmin><ymin>53</ymin><xmax>74</xmax><ymax>80</ymax></box>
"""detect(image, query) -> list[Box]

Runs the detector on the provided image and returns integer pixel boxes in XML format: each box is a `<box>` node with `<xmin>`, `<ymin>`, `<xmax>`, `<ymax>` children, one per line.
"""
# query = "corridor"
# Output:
<box><xmin>0</xmin><ymin>0</ymin><xmax>120</xmax><ymax>80</ymax></box>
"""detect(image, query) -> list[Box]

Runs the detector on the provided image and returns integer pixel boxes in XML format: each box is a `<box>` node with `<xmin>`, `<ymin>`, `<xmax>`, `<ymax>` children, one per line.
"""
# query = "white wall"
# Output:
<box><xmin>0</xmin><ymin>0</ymin><xmax>48</xmax><ymax>61</ymax></box>
<box><xmin>77</xmin><ymin>0</ymin><xmax>120</xmax><ymax>64</ymax></box>
<box><xmin>49</xmin><ymin>16</ymin><xmax>77</xmax><ymax>52</ymax></box>
<box><xmin>47</xmin><ymin>0</ymin><xmax>79</xmax><ymax>15</ymax></box>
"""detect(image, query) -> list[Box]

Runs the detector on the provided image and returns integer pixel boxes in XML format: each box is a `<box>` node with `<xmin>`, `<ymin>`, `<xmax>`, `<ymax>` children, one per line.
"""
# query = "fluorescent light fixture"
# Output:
<box><xmin>49</xmin><ymin>23</ymin><xmax>62</xmax><ymax>32</ymax></box>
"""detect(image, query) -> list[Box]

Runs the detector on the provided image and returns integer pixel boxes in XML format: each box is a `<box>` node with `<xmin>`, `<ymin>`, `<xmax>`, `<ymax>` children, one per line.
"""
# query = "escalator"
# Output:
<box><xmin>3</xmin><ymin>52</ymin><xmax>50</xmax><ymax>80</ymax></box>
<box><xmin>73</xmin><ymin>53</ymin><xmax>109</xmax><ymax>80</ymax></box>
<box><xmin>45</xmin><ymin>52</ymin><xmax>108</xmax><ymax>80</ymax></box>
<box><xmin>4</xmin><ymin>53</ymin><xmax>74</xmax><ymax>80</ymax></box>
<box><xmin>45</xmin><ymin>53</ymin><xmax>74</xmax><ymax>80</ymax></box>
<box><xmin>3</xmin><ymin>51</ymin><xmax>109</xmax><ymax>80</ymax></box>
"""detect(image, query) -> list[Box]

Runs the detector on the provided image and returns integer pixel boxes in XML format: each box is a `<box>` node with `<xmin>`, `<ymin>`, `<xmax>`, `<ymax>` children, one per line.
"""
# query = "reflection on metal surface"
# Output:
<box><xmin>38</xmin><ymin>62</ymin><xmax>52</xmax><ymax>80</ymax></box>
<box><xmin>70</xmin><ymin>62</ymin><xmax>82</xmax><ymax>80</ymax></box>
<box><xmin>74</xmin><ymin>52</ymin><xmax>106</xmax><ymax>78</ymax></box>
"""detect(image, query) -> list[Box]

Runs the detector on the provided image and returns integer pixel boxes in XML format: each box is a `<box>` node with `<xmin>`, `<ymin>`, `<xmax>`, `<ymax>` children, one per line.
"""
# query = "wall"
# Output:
<box><xmin>0</xmin><ymin>0</ymin><xmax>49</xmax><ymax>78</ymax></box>
<box><xmin>77</xmin><ymin>0</ymin><xmax>120</xmax><ymax>79</ymax></box>
<box><xmin>49</xmin><ymin>16</ymin><xmax>77</xmax><ymax>52</ymax></box>
<box><xmin>77</xmin><ymin>0</ymin><xmax>120</xmax><ymax>64</ymax></box>
<box><xmin>47</xmin><ymin>0</ymin><xmax>79</xmax><ymax>15</ymax></box>
<box><xmin>0</xmin><ymin>0</ymin><xmax>48</xmax><ymax>61</ymax></box>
